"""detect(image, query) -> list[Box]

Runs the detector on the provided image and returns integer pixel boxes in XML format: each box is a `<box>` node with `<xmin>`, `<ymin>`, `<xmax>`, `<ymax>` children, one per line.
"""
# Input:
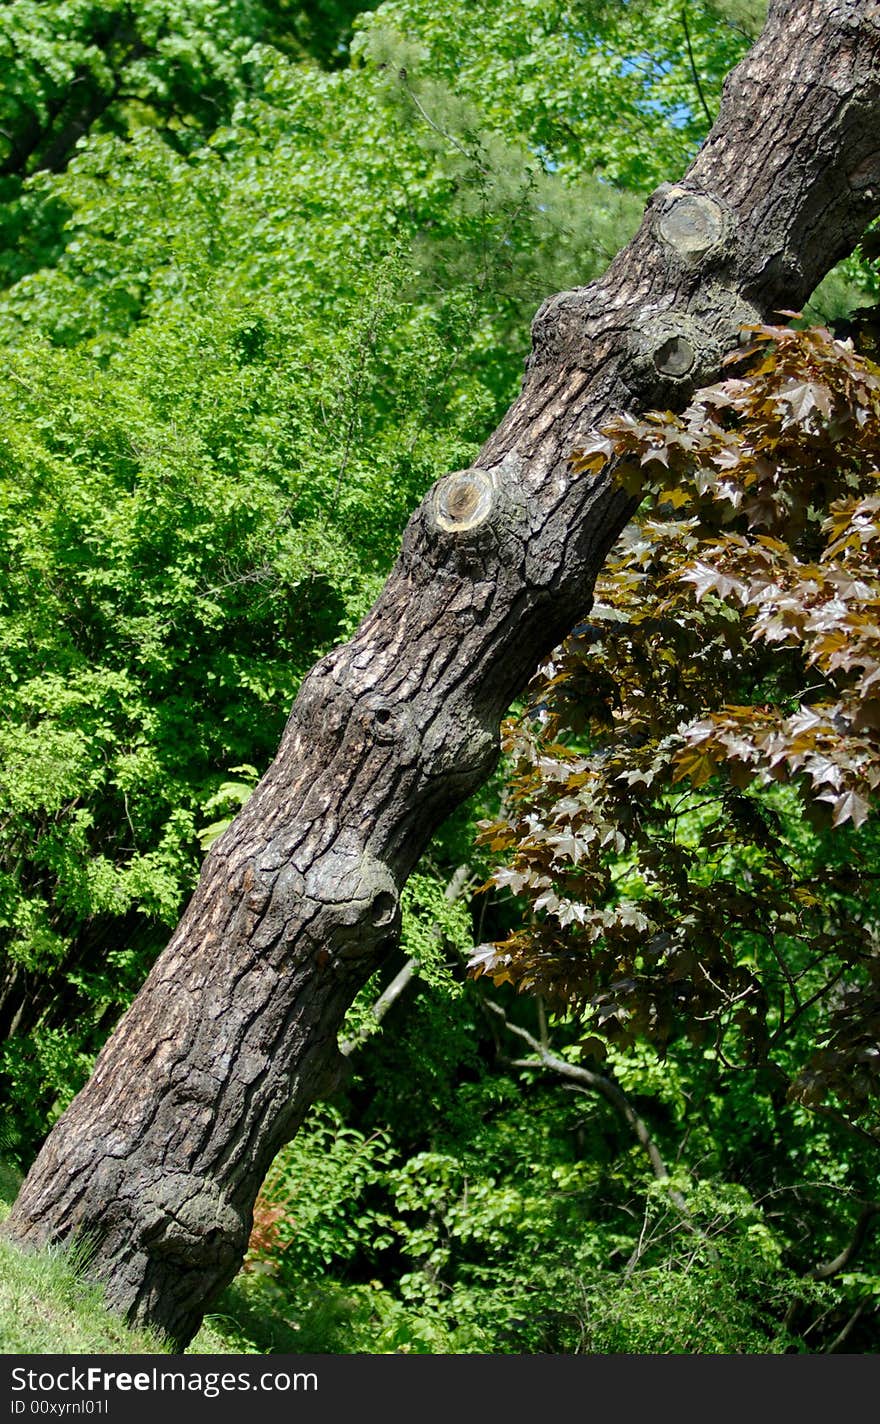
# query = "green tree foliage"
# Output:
<box><xmin>0</xmin><ymin>1</ymin><xmax>384</xmax><ymax>284</ymax></box>
<box><xmin>1</xmin><ymin>0</ymin><xmax>754</xmax><ymax>1154</ymax></box>
<box><xmin>2</xmin><ymin>0</ymin><xmax>878</xmax><ymax>1355</ymax></box>
<box><xmin>353</xmin><ymin>0</ymin><xmax>754</xmax><ymax>191</ymax></box>
<box><xmin>0</xmin><ymin>58</ymin><xmax>494</xmax><ymax>1146</ymax></box>
<box><xmin>0</xmin><ymin>0</ymin><xmax>255</xmax><ymax>283</ymax></box>
<box><xmin>213</xmin><ymin>982</ymin><xmax>866</xmax><ymax>1354</ymax></box>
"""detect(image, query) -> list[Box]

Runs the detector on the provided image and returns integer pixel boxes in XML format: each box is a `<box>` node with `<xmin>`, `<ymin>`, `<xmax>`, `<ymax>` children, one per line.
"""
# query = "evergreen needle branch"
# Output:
<box><xmin>399</xmin><ymin>70</ymin><xmax>488</xmax><ymax>174</ymax></box>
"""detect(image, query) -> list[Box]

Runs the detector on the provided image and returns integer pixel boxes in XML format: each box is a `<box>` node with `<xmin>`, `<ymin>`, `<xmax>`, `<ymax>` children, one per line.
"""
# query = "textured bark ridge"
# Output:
<box><xmin>5</xmin><ymin>0</ymin><xmax>880</xmax><ymax>1347</ymax></box>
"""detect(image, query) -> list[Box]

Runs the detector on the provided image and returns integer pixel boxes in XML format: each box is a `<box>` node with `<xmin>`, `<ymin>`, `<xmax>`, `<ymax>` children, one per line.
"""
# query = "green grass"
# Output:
<box><xmin>0</xmin><ymin>1161</ymin><xmax>257</xmax><ymax>1355</ymax></box>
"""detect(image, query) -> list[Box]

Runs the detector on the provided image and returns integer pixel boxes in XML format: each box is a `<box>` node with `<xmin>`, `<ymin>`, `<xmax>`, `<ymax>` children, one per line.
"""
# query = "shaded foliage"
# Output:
<box><xmin>215</xmin><ymin>976</ymin><xmax>872</xmax><ymax>1354</ymax></box>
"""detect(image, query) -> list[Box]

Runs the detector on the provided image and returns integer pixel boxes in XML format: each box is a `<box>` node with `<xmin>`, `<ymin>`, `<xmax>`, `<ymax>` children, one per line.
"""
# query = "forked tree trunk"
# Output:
<box><xmin>4</xmin><ymin>0</ymin><xmax>880</xmax><ymax>1347</ymax></box>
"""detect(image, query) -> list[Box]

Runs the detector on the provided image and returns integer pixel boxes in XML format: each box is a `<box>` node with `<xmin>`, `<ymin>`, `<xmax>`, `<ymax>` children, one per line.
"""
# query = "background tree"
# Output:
<box><xmin>0</xmin><ymin>0</ymin><xmax>378</xmax><ymax>284</ymax></box>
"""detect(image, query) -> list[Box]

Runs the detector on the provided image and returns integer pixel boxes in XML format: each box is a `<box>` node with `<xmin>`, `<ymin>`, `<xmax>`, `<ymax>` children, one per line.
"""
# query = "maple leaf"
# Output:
<box><xmin>482</xmin><ymin>322</ymin><xmax>880</xmax><ymax>1112</ymax></box>
<box><xmin>829</xmin><ymin>789</ymin><xmax>871</xmax><ymax>829</ymax></box>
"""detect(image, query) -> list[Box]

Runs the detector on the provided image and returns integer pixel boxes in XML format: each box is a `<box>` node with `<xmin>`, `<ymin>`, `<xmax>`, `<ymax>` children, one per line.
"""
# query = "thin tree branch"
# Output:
<box><xmin>485</xmin><ymin>998</ymin><xmax>709</xmax><ymax>1243</ymax></box>
<box><xmin>825</xmin><ymin>1300</ymin><xmax>867</xmax><ymax>1353</ymax></box>
<box><xmin>682</xmin><ymin>7</ymin><xmax>713</xmax><ymax>126</ymax></box>
<box><xmin>810</xmin><ymin>1104</ymin><xmax>880</xmax><ymax>1150</ymax></box>
<box><xmin>339</xmin><ymin>956</ymin><xmax>417</xmax><ymax>1058</ymax></box>
<box><xmin>339</xmin><ymin>862</ymin><xmax>472</xmax><ymax>1056</ymax></box>
<box><xmin>399</xmin><ymin>70</ymin><xmax>487</xmax><ymax>172</ymax></box>
<box><xmin>808</xmin><ymin>1202</ymin><xmax>880</xmax><ymax>1281</ymax></box>
<box><xmin>769</xmin><ymin>963</ymin><xmax>849</xmax><ymax>1045</ymax></box>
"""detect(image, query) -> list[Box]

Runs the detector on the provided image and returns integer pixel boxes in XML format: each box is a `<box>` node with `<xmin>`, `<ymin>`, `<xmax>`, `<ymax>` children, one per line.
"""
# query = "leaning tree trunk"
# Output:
<box><xmin>5</xmin><ymin>0</ymin><xmax>880</xmax><ymax>1347</ymax></box>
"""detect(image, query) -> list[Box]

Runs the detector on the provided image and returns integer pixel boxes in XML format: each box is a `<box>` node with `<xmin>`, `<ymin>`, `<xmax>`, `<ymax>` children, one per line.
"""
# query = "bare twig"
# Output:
<box><xmin>399</xmin><ymin>70</ymin><xmax>488</xmax><ymax>172</ymax></box>
<box><xmin>339</xmin><ymin>956</ymin><xmax>417</xmax><ymax>1058</ymax></box>
<box><xmin>769</xmin><ymin>963</ymin><xmax>849</xmax><ymax>1046</ymax></box>
<box><xmin>682</xmin><ymin>8</ymin><xmax>713</xmax><ymax>125</ymax></box>
<box><xmin>625</xmin><ymin>1199</ymin><xmax>654</xmax><ymax>1279</ymax></box>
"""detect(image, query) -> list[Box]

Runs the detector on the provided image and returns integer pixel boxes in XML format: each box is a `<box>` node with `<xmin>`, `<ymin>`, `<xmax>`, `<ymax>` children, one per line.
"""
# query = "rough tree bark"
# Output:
<box><xmin>4</xmin><ymin>0</ymin><xmax>880</xmax><ymax>1348</ymax></box>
